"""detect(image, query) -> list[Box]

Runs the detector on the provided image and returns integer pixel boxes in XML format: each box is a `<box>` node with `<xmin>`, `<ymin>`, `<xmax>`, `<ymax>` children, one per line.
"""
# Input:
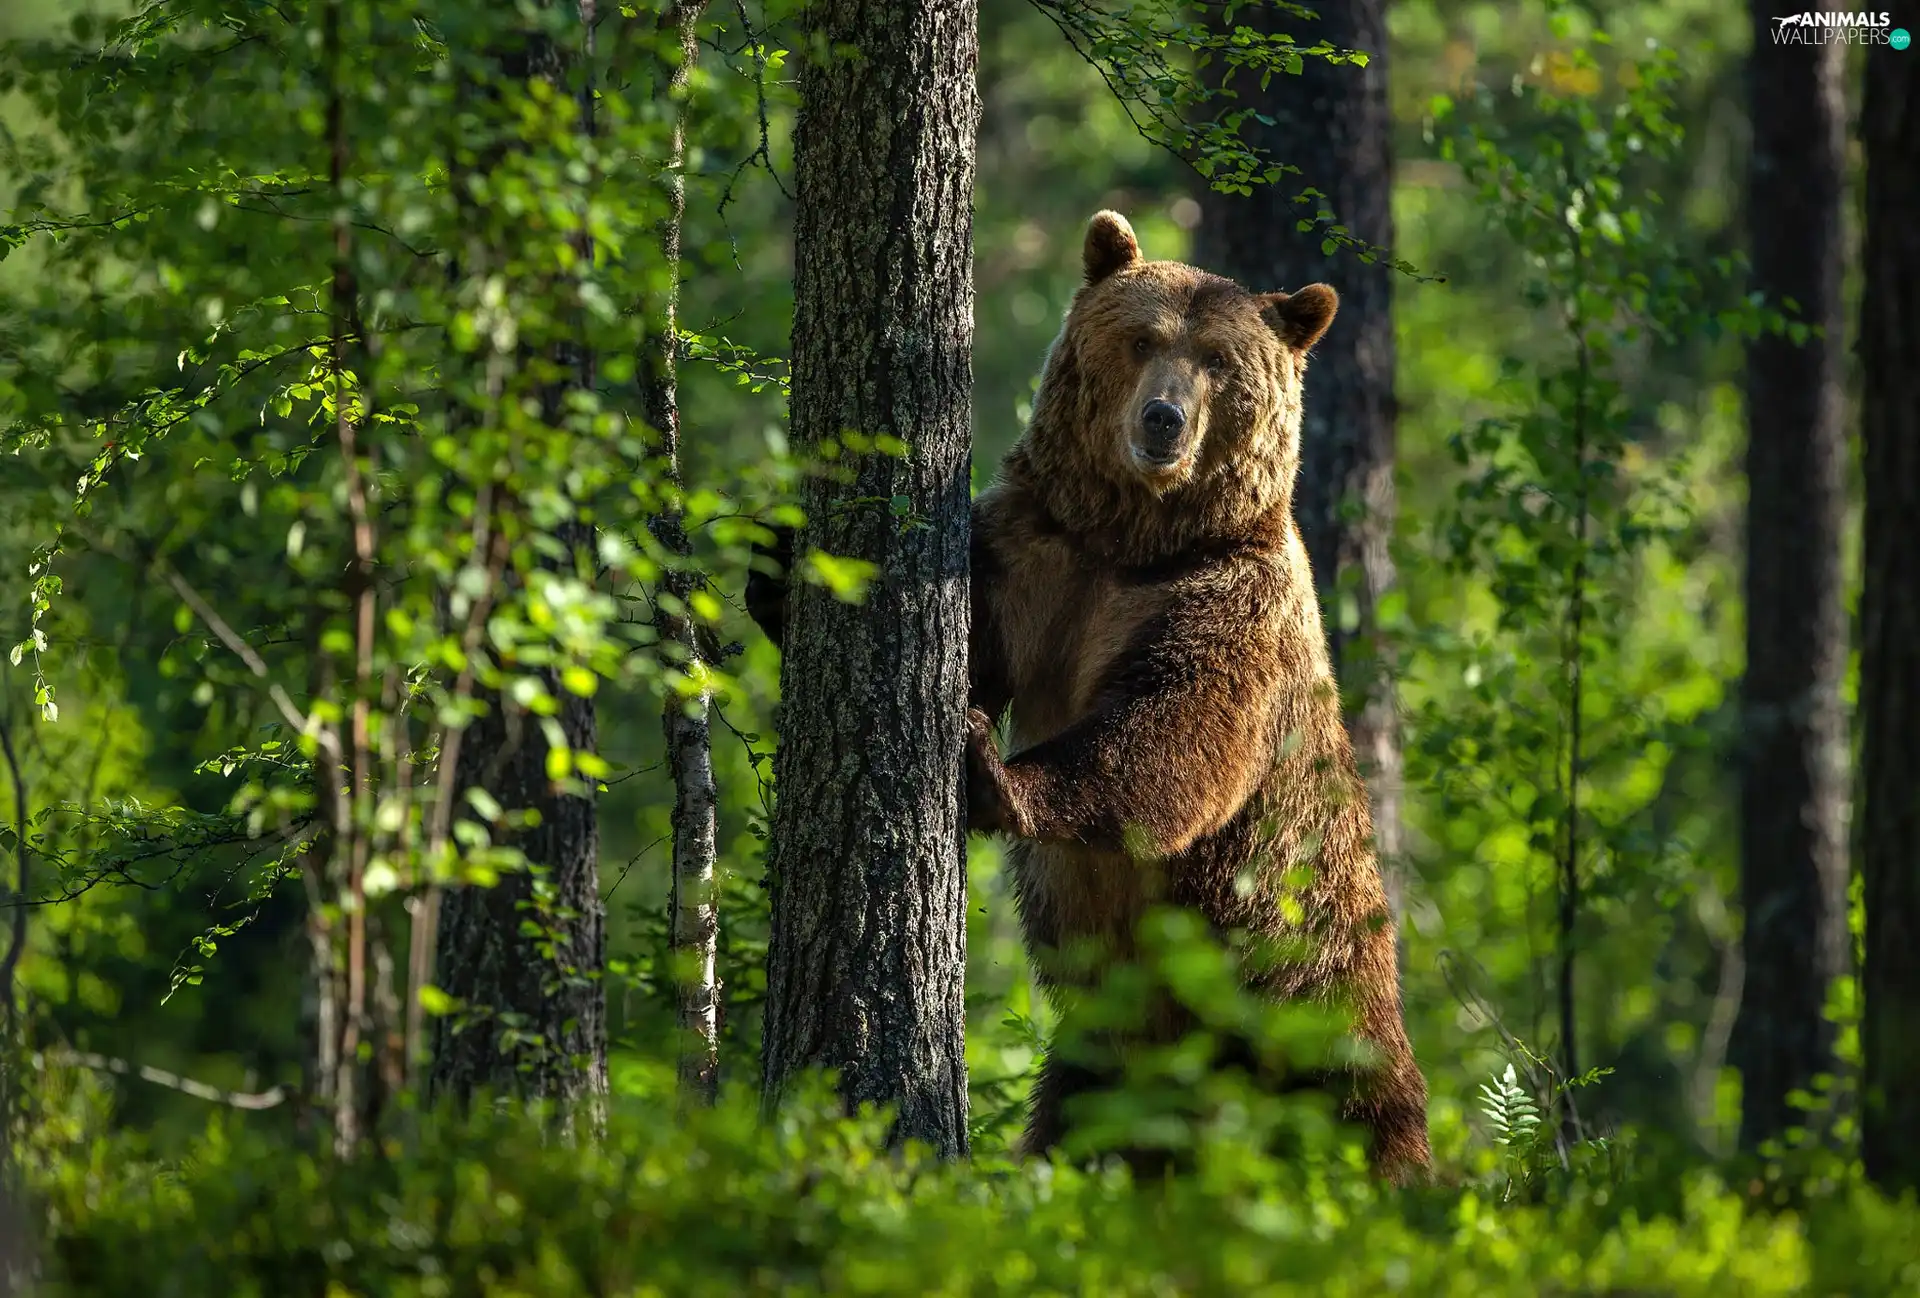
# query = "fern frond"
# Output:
<box><xmin>1477</xmin><ymin>1063</ymin><xmax>1542</xmax><ymax>1147</ymax></box>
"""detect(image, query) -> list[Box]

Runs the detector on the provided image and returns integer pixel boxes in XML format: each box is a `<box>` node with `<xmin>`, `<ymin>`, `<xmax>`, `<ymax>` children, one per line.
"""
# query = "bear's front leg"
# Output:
<box><xmin>990</xmin><ymin>585</ymin><xmax>1285</xmax><ymax>857</ymax></box>
<box><xmin>965</xmin><ymin>707</ymin><xmax>1030</xmax><ymax>836</ymax></box>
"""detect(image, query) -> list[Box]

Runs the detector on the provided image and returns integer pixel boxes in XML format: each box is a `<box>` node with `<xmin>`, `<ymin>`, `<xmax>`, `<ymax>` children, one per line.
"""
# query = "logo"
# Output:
<box><xmin>1770</xmin><ymin>10</ymin><xmax>1899</xmax><ymax>43</ymax></box>
<box><xmin>1894</xmin><ymin>25</ymin><xmax>1913</xmax><ymax>46</ymax></box>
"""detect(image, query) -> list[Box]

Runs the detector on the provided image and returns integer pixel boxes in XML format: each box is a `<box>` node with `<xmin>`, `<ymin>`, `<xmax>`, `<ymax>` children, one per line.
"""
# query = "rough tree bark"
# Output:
<box><xmin>1860</xmin><ymin>38</ymin><xmax>1919</xmax><ymax>1195</ymax></box>
<box><xmin>1190</xmin><ymin>0</ymin><xmax>1405</xmax><ymax>894</ymax></box>
<box><xmin>429</xmin><ymin>2</ymin><xmax>608</xmax><ymax>1110</ymax></box>
<box><xmin>758</xmin><ymin>0</ymin><xmax>978</xmax><ymax>1157</ymax></box>
<box><xmin>430</xmin><ymin>686</ymin><xmax>605</xmax><ymax>1105</ymax></box>
<box><xmin>643</xmin><ymin>0</ymin><xmax>721</xmax><ymax>1105</ymax></box>
<box><xmin>1728</xmin><ymin>7</ymin><xmax>1849</xmax><ymax>1153</ymax></box>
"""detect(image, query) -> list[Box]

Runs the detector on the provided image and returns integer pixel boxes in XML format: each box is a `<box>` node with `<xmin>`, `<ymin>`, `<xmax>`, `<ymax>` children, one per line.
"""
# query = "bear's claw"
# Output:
<box><xmin>964</xmin><ymin>706</ymin><xmax>1025</xmax><ymax>836</ymax></box>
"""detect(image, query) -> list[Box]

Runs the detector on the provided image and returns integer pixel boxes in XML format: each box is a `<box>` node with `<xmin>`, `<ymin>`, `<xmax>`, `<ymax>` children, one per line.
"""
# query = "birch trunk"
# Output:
<box><xmin>643</xmin><ymin>0</ymin><xmax>721</xmax><ymax>1104</ymax></box>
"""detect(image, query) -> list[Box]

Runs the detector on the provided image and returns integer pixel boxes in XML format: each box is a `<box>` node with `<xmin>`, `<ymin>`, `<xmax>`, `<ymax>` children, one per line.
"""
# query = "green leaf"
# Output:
<box><xmin>802</xmin><ymin>550</ymin><xmax>879</xmax><ymax>603</ymax></box>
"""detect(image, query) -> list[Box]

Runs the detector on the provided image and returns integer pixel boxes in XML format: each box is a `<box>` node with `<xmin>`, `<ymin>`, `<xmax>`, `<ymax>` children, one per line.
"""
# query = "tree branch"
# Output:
<box><xmin>41</xmin><ymin>1050</ymin><xmax>287</xmax><ymax>1110</ymax></box>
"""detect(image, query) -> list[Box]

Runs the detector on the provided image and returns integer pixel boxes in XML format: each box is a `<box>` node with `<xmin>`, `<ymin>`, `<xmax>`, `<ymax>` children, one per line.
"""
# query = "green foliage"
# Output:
<box><xmin>0</xmin><ymin>0</ymin><xmax>807</xmax><ymax>1121</ymax></box>
<box><xmin>15</xmin><ymin>904</ymin><xmax>1920</xmax><ymax>1293</ymax></box>
<box><xmin>1479</xmin><ymin>1063</ymin><xmax>1541</xmax><ymax>1149</ymax></box>
<box><xmin>20</xmin><ymin>1062</ymin><xmax>1920</xmax><ymax>1296</ymax></box>
<box><xmin>1395</xmin><ymin>2</ymin><xmax>1780</xmax><ymax>1156</ymax></box>
<box><xmin>1029</xmin><ymin>0</ymin><xmax>1423</xmax><ymax>274</ymax></box>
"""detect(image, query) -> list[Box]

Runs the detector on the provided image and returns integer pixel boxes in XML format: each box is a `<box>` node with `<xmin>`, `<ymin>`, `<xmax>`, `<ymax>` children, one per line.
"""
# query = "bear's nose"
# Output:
<box><xmin>1141</xmin><ymin>400</ymin><xmax>1186</xmax><ymax>451</ymax></box>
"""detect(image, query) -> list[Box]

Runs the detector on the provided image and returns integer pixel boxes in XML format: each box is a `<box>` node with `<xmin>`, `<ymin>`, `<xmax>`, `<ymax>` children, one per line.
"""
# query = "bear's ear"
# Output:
<box><xmin>1083</xmin><ymin>210</ymin><xmax>1142</xmax><ymax>285</ymax></box>
<box><xmin>1258</xmin><ymin>284</ymin><xmax>1339</xmax><ymax>351</ymax></box>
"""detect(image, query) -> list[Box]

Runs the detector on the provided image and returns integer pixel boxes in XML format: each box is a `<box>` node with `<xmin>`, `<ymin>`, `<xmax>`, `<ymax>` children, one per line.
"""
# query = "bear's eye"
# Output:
<box><xmin>1132</xmin><ymin>337</ymin><xmax>1152</xmax><ymax>357</ymax></box>
<box><xmin>1205</xmin><ymin>351</ymin><xmax>1227</xmax><ymax>371</ymax></box>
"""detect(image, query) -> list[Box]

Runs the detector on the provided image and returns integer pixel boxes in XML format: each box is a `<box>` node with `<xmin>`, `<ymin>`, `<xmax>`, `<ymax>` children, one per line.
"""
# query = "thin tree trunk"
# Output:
<box><xmin>1859</xmin><ymin>36</ymin><xmax>1920</xmax><ymax>1195</ymax></box>
<box><xmin>302</xmin><ymin>0</ymin><xmax>406</xmax><ymax>1154</ymax></box>
<box><xmin>758</xmin><ymin>0</ymin><xmax>979</xmax><ymax>1158</ymax></box>
<box><xmin>0</xmin><ymin>711</ymin><xmax>31</xmax><ymax>1275</ymax></box>
<box><xmin>1729</xmin><ymin>6</ymin><xmax>1849</xmax><ymax>1153</ymax></box>
<box><xmin>0</xmin><ymin>1159</ymin><xmax>22</xmax><ymax>1298</ymax></box>
<box><xmin>1559</xmin><ymin>318</ymin><xmax>1592</xmax><ymax>1105</ymax></box>
<box><xmin>0</xmin><ymin>713</ymin><xmax>29</xmax><ymax>1039</ymax></box>
<box><xmin>643</xmin><ymin>0</ymin><xmax>721</xmax><ymax>1105</ymax></box>
<box><xmin>429</xmin><ymin>1</ymin><xmax>608</xmax><ymax>1112</ymax></box>
<box><xmin>1190</xmin><ymin>0</ymin><xmax>1405</xmax><ymax>902</ymax></box>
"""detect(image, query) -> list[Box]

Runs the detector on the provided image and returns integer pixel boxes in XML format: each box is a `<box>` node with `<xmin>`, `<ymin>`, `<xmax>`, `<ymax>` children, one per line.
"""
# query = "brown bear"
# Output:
<box><xmin>746</xmin><ymin>210</ymin><xmax>1430</xmax><ymax>1181</ymax></box>
<box><xmin>959</xmin><ymin>211</ymin><xmax>1430</xmax><ymax>1181</ymax></box>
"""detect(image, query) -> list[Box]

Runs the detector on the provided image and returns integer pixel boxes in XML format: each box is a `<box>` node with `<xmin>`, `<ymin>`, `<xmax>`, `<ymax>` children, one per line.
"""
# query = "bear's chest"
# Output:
<box><xmin>994</xmin><ymin>538</ymin><xmax>1163</xmax><ymax>748</ymax></box>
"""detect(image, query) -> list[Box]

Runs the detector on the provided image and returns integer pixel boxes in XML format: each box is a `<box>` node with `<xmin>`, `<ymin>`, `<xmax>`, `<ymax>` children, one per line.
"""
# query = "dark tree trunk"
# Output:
<box><xmin>1860</xmin><ymin>38</ymin><xmax>1920</xmax><ymax>1195</ymax></box>
<box><xmin>429</xmin><ymin>3</ymin><xmax>607</xmax><ymax>1111</ymax></box>
<box><xmin>758</xmin><ymin>0</ymin><xmax>979</xmax><ymax>1157</ymax></box>
<box><xmin>1190</xmin><ymin>0</ymin><xmax>1405</xmax><ymax>889</ymax></box>
<box><xmin>0</xmin><ymin>715</ymin><xmax>31</xmax><ymax>1291</ymax></box>
<box><xmin>430</xmin><ymin>675</ymin><xmax>606</xmax><ymax>1105</ymax></box>
<box><xmin>1729</xmin><ymin>8</ymin><xmax>1849</xmax><ymax>1153</ymax></box>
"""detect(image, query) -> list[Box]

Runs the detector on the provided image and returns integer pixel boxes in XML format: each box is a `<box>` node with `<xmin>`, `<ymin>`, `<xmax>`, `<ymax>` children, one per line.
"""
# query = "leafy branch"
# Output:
<box><xmin>1027</xmin><ymin>0</ymin><xmax>1430</xmax><ymax>277</ymax></box>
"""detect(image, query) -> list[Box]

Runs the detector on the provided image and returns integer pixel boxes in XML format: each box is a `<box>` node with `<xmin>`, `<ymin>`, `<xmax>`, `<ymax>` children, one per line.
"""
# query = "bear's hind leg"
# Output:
<box><xmin>1020</xmin><ymin>1049</ymin><xmax>1187</xmax><ymax>1183</ymax></box>
<box><xmin>1018</xmin><ymin>1051</ymin><xmax>1108</xmax><ymax>1159</ymax></box>
<box><xmin>1347</xmin><ymin>1024</ymin><xmax>1433</xmax><ymax>1184</ymax></box>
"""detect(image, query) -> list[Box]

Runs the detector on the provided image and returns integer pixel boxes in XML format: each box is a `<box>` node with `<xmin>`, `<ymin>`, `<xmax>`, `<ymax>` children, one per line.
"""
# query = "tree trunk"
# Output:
<box><xmin>430</xmin><ymin>678</ymin><xmax>606</xmax><ymax>1106</ymax></box>
<box><xmin>643</xmin><ymin>0</ymin><xmax>721</xmax><ymax>1105</ymax></box>
<box><xmin>758</xmin><ymin>0</ymin><xmax>978</xmax><ymax>1158</ymax></box>
<box><xmin>1190</xmin><ymin>0</ymin><xmax>1405</xmax><ymax>895</ymax></box>
<box><xmin>429</xmin><ymin>2</ymin><xmax>608</xmax><ymax>1112</ymax></box>
<box><xmin>1859</xmin><ymin>37</ymin><xmax>1920</xmax><ymax>1195</ymax></box>
<box><xmin>1729</xmin><ymin>8</ymin><xmax>1849</xmax><ymax>1153</ymax></box>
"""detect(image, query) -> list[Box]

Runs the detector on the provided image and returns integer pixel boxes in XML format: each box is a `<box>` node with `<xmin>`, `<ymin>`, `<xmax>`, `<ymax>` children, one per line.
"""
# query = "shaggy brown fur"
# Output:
<box><xmin>963</xmin><ymin>211</ymin><xmax>1431</xmax><ymax>1181</ymax></box>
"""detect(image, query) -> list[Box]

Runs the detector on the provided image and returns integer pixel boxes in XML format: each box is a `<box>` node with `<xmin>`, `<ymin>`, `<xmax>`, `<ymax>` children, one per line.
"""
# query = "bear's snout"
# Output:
<box><xmin>1137</xmin><ymin>399</ymin><xmax>1188</xmax><ymax>464</ymax></box>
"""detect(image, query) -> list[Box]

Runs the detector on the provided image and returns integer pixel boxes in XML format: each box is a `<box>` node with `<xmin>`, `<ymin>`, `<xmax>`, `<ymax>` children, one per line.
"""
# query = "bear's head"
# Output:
<box><xmin>1016</xmin><ymin>210</ymin><xmax>1337</xmax><ymax>559</ymax></box>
